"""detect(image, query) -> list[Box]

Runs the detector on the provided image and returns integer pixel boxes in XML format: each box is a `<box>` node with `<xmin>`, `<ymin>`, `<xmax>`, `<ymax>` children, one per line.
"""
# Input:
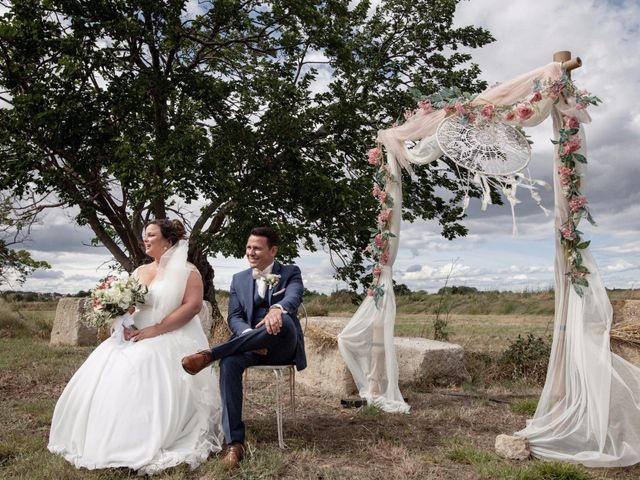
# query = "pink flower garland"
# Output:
<box><xmin>365</xmin><ymin>146</ymin><xmax>396</xmax><ymax>304</ymax></box>
<box><xmin>555</xmin><ymin>111</ymin><xmax>597</xmax><ymax>296</ymax></box>
<box><xmin>402</xmin><ymin>74</ymin><xmax>600</xmax><ymax>297</ymax></box>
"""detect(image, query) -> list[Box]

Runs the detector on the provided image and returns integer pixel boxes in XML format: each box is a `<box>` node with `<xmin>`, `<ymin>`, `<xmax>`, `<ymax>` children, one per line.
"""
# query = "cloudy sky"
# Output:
<box><xmin>12</xmin><ymin>0</ymin><xmax>640</xmax><ymax>294</ymax></box>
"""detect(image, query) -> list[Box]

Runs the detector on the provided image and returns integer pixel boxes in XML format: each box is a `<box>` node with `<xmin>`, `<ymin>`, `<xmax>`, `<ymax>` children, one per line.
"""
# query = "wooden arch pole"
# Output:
<box><xmin>548</xmin><ymin>49</ymin><xmax>582</xmax><ymax>406</ymax></box>
<box><xmin>553</xmin><ymin>50</ymin><xmax>582</xmax><ymax>77</ymax></box>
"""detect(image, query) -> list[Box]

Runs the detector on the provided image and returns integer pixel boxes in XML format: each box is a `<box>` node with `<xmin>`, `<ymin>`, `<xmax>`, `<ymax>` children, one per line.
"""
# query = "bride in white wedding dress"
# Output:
<box><xmin>48</xmin><ymin>219</ymin><xmax>222</xmax><ymax>475</ymax></box>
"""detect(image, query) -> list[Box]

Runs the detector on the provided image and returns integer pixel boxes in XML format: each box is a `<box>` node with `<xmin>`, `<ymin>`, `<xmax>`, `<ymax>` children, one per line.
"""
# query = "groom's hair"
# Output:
<box><xmin>250</xmin><ymin>226</ymin><xmax>280</xmax><ymax>248</ymax></box>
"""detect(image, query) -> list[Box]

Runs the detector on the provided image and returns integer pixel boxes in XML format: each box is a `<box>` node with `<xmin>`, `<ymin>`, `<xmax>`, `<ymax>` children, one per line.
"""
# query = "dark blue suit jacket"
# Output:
<box><xmin>227</xmin><ymin>261</ymin><xmax>307</xmax><ymax>371</ymax></box>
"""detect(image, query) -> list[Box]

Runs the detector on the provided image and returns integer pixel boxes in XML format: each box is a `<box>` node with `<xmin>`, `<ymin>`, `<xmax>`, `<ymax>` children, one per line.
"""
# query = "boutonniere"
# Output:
<box><xmin>264</xmin><ymin>274</ymin><xmax>281</xmax><ymax>288</ymax></box>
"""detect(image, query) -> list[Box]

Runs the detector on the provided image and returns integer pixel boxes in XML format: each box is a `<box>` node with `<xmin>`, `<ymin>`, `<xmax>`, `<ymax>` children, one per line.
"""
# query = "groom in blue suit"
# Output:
<box><xmin>182</xmin><ymin>226</ymin><xmax>306</xmax><ymax>468</ymax></box>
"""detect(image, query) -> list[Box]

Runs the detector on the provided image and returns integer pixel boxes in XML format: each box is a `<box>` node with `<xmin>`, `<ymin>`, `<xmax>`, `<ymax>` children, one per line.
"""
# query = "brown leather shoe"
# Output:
<box><xmin>181</xmin><ymin>349</ymin><xmax>214</xmax><ymax>375</ymax></box>
<box><xmin>220</xmin><ymin>442</ymin><xmax>244</xmax><ymax>470</ymax></box>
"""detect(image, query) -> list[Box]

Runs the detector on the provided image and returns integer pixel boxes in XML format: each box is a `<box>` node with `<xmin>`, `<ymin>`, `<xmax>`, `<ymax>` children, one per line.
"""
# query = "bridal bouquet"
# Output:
<box><xmin>85</xmin><ymin>275</ymin><xmax>148</xmax><ymax>329</ymax></box>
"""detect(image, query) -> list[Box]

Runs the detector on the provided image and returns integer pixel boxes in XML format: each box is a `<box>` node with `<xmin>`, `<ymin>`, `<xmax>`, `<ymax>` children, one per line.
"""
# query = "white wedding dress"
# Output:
<box><xmin>48</xmin><ymin>241</ymin><xmax>222</xmax><ymax>474</ymax></box>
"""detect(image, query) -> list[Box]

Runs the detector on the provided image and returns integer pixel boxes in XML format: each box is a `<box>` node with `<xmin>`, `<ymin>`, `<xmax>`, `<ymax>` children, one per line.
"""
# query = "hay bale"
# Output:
<box><xmin>611</xmin><ymin>300</ymin><xmax>640</xmax><ymax>368</ymax></box>
<box><xmin>297</xmin><ymin>317</ymin><xmax>470</xmax><ymax>396</ymax></box>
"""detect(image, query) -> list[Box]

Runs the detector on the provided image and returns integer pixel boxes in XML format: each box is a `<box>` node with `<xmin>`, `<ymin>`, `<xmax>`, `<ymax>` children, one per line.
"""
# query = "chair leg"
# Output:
<box><xmin>289</xmin><ymin>366</ymin><xmax>296</xmax><ymax>422</ymax></box>
<box><xmin>273</xmin><ymin>368</ymin><xmax>285</xmax><ymax>449</ymax></box>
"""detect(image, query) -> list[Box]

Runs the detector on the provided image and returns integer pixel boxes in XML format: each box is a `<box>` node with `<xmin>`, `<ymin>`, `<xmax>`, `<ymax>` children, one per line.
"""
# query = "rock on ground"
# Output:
<box><xmin>495</xmin><ymin>434</ymin><xmax>530</xmax><ymax>460</ymax></box>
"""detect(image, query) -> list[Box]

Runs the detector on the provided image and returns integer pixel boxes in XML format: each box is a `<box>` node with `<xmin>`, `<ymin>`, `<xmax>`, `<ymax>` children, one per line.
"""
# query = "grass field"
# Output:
<box><xmin>1</xmin><ymin>292</ymin><xmax>640</xmax><ymax>479</ymax></box>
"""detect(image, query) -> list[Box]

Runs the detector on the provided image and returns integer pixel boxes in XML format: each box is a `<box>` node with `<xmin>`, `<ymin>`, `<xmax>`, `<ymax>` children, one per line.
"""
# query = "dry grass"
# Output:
<box><xmin>2</xmin><ymin>294</ymin><xmax>640</xmax><ymax>479</ymax></box>
<box><xmin>394</xmin><ymin>313</ymin><xmax>553</xmax><ymax>352</ymax></box>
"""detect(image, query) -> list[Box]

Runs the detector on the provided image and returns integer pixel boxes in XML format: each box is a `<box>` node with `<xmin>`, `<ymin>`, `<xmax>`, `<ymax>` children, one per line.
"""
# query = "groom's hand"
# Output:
<box><xmin>256</xmin><ymin>308</ymin><xmax>282</xmax><ymax>335</ymax></box>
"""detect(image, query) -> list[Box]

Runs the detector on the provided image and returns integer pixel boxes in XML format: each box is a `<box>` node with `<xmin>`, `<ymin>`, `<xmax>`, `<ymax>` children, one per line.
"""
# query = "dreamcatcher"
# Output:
<box><xmin>436</xmin><ymin>116</ymin><xmax>547</xmax><ymax>232</ymax></box>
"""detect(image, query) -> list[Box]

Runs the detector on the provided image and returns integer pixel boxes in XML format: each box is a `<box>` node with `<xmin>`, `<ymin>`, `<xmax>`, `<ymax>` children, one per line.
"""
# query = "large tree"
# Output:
<box><xmin>0</xmin><ymin>0</ymin><xmax>492</xmax><ymax>318</ymax></box>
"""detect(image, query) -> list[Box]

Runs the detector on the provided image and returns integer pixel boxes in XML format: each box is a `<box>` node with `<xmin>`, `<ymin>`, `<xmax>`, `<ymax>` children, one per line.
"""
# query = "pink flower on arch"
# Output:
<box><xmin>380</xmin><ymin>250</ymin><xmax>390</xmax><ymax>265</ymax></box>
<box><xmin>373</xmin><ymin>265</ymin><xmax>382</xmax><ymax>277</ymax></box>
<box><xmin>367</xmin><ymin>288</ymin><xmax>374</xmax><ymax>297</ymax></box>
<box><xmin>504</xmin><ymin>111</ymin><xmax>516</xmax><ymax>121</ymax></box>
<box><xmin>560</xmin><ymin>223</ymin><xmax>575</xmax><ymax>240</ymax></box>
<box><xmin>547</xmin><ymin>79</ymin><xmax>565</xmax><ymax>99</ymax></box>
<box><xmin>454</xmin><ymin>102</ymin><xmax>466</xmax><ymax>116</ymax></box>
<box><xmin>372</xmin><ymin>183</ymin><xmax>387</xmax><ymax>204</ymax></box>
<box><xmin>368</xmin><ymin>147</ymin><xmax>382</xmax><ymax>166</ymax></box>
<box><xmin>466</xmin><ymin>112</ymin><xmax>477</xmax><ymax>123</ymax></box>
<box><xmin>418</xmin><ymin>100</ymin><xmax>433</xmax><ymax>114</ymax></box>
<box><xmin>377</xmin><ymin>209</ymin><xmax>392</xmax><ymax>226</ymax></box>
<box><xmin>374</xmin><ymin>233</ymin><xmax>385</xmax><ymax>249</ymax></box>
<box><xmin>562</xmin><ymin>137</ymin><xmax>582</xmax><ymax>155</ymax></box>
<box><xmin>569</xmin><ymin>195</ymin><xmax>588</xmax><ymax>213</ymax></box>
<box><xmin>558</xmin><ymin>166</ymin><xmax>574</xmax><ymax>177</ymax></box>
<box><xmin>563</xmin><ymin>116</ymin><xmax>580</xmax><ymax>129</ymax></box>
<box><xmin>558</xmin><ymin>166</ymin><xmax>574</xmax><ymax>185</ymax></box>
<box><xmin>443</xmin><ymin>103</ymin><xmax>456</xmax><ymax>115</ymax></box>
<box><xmin>530</xmin><ymin>91</ymin><xmax>543</xmax><ymax>103</ymax></box>
<box><xmin>515</xmin><ymin>103</ymin><xmax>534</xmax><ymax>121</ymax></box>
<box><xmin>480</xmin><ymin>104</ymin><xmax>495</xmax><ymax>119</ymax></box>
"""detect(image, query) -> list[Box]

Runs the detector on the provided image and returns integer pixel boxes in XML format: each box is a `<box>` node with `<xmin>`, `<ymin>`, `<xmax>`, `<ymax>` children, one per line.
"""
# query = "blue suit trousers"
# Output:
<box><xmin>213</xmin><ymin>314</ymin><xmax>298</xmax><ymax>444</ymax></box>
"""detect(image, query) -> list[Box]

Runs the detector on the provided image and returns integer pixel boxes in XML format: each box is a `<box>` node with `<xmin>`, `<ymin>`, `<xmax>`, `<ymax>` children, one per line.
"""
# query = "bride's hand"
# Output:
<box><xmin>123</xmin><ymin>326</ymin><xmax>137</xmax><ymax>341</ymax></box>
<box><xmin>129</xmin><ymin>325</ymin><xmax>162</xmax><ymax>342</ymax></box>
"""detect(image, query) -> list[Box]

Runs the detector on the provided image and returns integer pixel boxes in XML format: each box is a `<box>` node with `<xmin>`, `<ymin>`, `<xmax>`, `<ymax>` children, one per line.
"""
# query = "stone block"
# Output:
<box><xmin>495</xmin><ymin>434</ymin><xmax>530</xmax><ymax>460</ymax></box>
<box><xmin>297</xmin><ymin>317</ymin><xmax>470</xmax><ymax>396</ymax></box>
<box><xmin>50</xmin><ymin>298</ymin><xmax>97</xmax><ymax>346</ymax></box>
<box><xmin>50</xmin><ymin>298</ymin><xmax>215</xmax><ymax>347</ymax></box>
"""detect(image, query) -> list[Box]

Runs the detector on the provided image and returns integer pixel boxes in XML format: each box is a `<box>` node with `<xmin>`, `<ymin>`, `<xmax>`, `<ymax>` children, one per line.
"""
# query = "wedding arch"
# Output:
<box><xmin>337</xmin><ymin>53</ymin><xmax>640</xmax><ymax>466</ymax></box>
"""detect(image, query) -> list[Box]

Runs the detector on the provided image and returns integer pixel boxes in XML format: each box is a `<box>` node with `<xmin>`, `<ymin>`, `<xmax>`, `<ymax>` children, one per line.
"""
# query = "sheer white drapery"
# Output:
<box><xmin>338</xmin><ymin>153</ymin><xmax>409</xmax><ymax>413</ymax></box>
<box><xmin>338</xmin><ymin>62</ymin><xmax>640</xmax><ymax>466</ymax></box>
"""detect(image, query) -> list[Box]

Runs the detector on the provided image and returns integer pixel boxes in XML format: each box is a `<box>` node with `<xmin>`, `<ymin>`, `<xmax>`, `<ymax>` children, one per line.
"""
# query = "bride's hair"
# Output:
<box><xmin>146</xmin><ymin>219</ymin><xmax>187</xmax><ymax>245</ymax></box>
